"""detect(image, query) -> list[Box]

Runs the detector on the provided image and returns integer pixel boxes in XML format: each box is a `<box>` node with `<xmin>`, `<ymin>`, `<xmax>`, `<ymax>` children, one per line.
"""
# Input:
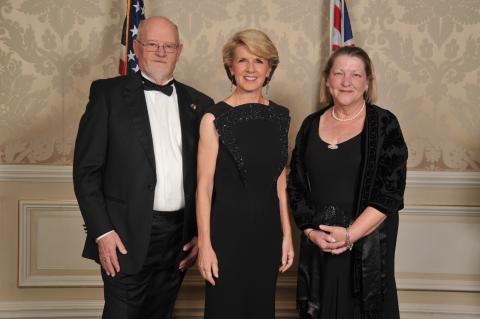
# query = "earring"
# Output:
<box><xmin>265</xmin><ymin>82</ymin><xmax>269</xmax><ymax>96</ymax></box>
<box><xmin>230</xmin><ymin>76</ymin><xmax>235</xmax><ymax>92</ymax></box>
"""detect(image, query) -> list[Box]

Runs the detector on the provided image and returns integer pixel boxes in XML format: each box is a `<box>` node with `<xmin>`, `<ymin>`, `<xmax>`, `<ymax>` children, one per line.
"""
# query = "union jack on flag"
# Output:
<box><xmin>330</xmin><ymin>0</ymin><xmax>354</xmax><ymax>53</ymax></box>
<box><xmin>119</xmin><ymin>0</ymin><xmax>145</xmax><ymax>75</ymax></box>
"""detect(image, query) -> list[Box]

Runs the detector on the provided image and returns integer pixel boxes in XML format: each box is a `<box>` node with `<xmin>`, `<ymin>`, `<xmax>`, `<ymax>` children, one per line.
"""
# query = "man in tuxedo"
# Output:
<box><xmin>73</xmin><ymin>16</ymin><xmax>213</xmax><ymax>319</ymax></box>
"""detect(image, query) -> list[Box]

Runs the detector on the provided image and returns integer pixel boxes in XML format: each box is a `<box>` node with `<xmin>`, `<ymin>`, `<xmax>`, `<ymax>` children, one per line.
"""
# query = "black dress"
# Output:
<box><xmin>303</xmin><ymin>116</ymin><xmax>362</xmax><ymax>318</ymax></box>
<box><xmin>296</xmin><ymin>115</ymin><xmax>401</xmax><ymax>319</ymax></box>
<box><xmin>204</xmin><ymin>101</ymin><xmax>290</xmax><ymax>319</ymax></box>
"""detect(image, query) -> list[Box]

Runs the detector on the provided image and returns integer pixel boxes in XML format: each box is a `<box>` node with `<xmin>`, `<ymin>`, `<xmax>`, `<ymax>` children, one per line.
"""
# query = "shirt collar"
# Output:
<box><xmin>141</xmin><ymin>72</ymin><xmax>174</xmax><ymax>86</ymax></box>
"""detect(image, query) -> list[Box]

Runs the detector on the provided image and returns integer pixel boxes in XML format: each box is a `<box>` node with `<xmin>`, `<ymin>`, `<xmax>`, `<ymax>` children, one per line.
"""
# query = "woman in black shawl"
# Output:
<box><xmin>288</xmin><ymin>46</ymin><xmax>408</xmax><ymax>319</ymax></box>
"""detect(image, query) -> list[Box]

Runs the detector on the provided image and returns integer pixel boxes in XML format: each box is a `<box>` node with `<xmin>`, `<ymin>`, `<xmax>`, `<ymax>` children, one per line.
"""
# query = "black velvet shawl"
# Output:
<box><xmin>287</xmin><ymin>104</ymin><xmax>408</xmax><ymax>318</ymax></box>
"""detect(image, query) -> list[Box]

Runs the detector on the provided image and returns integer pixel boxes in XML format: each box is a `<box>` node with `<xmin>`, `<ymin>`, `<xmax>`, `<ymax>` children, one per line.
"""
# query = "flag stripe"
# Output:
<box><xmin>333</xmin><ymin>5</ymin><xmax>341</xmax><ymax>32</ymax></box>
<box><xmin>343</xmin><ymin>2</ymin><xmax>353</xmax><ymax>45</ymax></box>
<box><xmin>330</xmin><ymin>0</ymin><xmax>354</xmax><ymax>53</ymax></box>
<box><xmin>124</xmin><ymin>0</ymin><xmax>131</xmax><ymax>66</ymax></box>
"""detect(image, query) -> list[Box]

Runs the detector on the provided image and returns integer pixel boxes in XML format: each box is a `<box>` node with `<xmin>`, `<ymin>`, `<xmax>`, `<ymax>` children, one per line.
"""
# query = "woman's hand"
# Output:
<box><xmin>307</xmin><ymin>228</ymin><xmax>346</xmax><ymax>254</ymax></box>
<box><xmin>318</xmin><ymin>225</ymin><xmax>349</xmax><ymax>255</ymax></box>
<box><xmin>196</xmin><ymin>114</ymin><xmax>219</xmax><ymax>286</ymax></box>
<box><xmin>279</xmin><ymin>235</ymin><xmax>294</xmax><ymax>273</ymax></box>
<box><xmin>197</xmin><ymin>244</ymin><xmax>219</xmax><ymax>286</ymax></box>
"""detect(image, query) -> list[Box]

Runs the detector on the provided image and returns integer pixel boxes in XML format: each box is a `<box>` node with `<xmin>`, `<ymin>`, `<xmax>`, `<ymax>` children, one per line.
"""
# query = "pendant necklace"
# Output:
<box><xmin>327</xmin><ymin>143</ymin><xmax>338</xmax><ymax>150</ymax></box>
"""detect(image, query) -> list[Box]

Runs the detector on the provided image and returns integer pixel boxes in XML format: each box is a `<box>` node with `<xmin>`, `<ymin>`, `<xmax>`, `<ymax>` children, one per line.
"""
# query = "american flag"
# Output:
<box><xmin>119</xmin><ymin>0</ymin><xmax>145</xmax><ymax>75</ymax></box>
<box><xmin>330</xmin><ymin>0</ymin><xmax>354</xmax><ymax>53</ymax></box>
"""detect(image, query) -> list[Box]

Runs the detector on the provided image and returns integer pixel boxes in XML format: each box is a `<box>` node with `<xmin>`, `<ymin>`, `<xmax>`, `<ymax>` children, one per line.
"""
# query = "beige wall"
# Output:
<box><xmin>0</xmin><ymin>0</ymin><xmax>479</xmax><ymax>318</ymax></box>
<box><xmin>1</xmin><ymin>0</ymin><xmax>479</xmax><ymax>170</ymax></box>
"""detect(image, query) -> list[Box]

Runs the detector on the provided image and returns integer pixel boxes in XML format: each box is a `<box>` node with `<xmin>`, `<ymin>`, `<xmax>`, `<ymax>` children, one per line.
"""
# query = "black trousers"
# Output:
<box><xmin>102</xmin><ymin>210</ymin><xmax>186</xmax><ymax>319</ymax></box>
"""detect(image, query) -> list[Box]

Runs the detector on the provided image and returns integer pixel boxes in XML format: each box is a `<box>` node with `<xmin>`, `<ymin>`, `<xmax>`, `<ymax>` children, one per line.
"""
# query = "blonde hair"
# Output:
<box><xmin>222</xmin><ymin>29</ymin><xmax>279</xmax><ymax>85</ymax></box>
<box><xmin>319</xmin><ymin>46</ymin><xmax>378</xmax><ymax>104</ymax></box>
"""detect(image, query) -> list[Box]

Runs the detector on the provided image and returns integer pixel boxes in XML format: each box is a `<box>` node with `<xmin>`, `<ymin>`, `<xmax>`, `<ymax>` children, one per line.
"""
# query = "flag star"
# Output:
<box><xmin>128</xmin><ymin>50</ymin><xmax>136</xmax><ymax>61</ymax></box>
<box><xmin>132</xmin><ymin>64</ymin><xmax>140</xmax><ymax>73</ymax></box>
<box><xmin>133</xmin><ymin>2</ymin><xmax>140</xmax><ymax>12</ymax></box>
<box><xmin>130</xmin><ymin>25</ymin><xmax>138</xmax><ymax>37</ymax></box>
<box><xmin>141</xmin><ymin>7</ymin><xmax>145</xmax><ymax>15</ymax></box>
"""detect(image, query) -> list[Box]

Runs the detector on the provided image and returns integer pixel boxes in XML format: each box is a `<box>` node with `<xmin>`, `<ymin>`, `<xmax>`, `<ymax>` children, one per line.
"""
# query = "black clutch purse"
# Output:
<box><xmin>311</xmin><ymin>205</ymin><xmax>352</xmax><ymax>228</ymax></box>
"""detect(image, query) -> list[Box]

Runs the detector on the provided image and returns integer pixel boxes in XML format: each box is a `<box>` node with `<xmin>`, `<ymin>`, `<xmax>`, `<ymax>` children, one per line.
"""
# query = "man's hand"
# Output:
<box><xmin>97</xmin><ymin>231</ymin><xmax>127</xmax><ymax>277</ymax></box>
<box><xmin>179</xmin><ymin>236</ymin><xmax>198</xmax><ymax>272</ymax></box>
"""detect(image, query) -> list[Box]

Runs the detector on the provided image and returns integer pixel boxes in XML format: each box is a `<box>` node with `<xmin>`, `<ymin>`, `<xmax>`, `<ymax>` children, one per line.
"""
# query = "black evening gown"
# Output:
<box><xmin>299</xmin><ymin>116</ymin><xmax>399</xmax><ymax>318</ymax></box>
<box><xmin>204</xmin><ymin>102</ymin><xmax>290</xmax><ymax>319</ymax></box>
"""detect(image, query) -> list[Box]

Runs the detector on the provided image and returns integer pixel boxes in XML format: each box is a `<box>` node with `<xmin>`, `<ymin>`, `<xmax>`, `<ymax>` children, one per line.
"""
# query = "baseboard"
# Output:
<box><xmin>400</xmin><ymin>303</ymin><xmax>480</xmax><ymax>319</ymax></box>
<box><xmin>0</xmin><ymin>301</ymin><xmax>479</xmax><ymax>319</ymax></box>
<box><xmin>0</xmin><ymin>300</ymin><xmax>298</xmax><ymax>319</ymax></box>
<box><xmin>0</xmin><ymin>300</ymin><xmax>102</xmax><ymax>318</ymax></box>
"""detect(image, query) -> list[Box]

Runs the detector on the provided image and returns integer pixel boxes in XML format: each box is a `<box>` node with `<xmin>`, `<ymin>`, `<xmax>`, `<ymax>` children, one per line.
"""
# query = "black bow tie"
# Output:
<box><xmin>141</xmin><ymin>76</ymin><xmax>174</xmax><ymax>96</ymax></box>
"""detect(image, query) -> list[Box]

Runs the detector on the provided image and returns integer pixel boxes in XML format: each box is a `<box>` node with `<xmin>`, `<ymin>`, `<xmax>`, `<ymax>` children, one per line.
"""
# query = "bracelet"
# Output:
<box><xmin>345</xmin><ymin>227</ymin><xmax>354</xmax><ymax>251</ymax></box>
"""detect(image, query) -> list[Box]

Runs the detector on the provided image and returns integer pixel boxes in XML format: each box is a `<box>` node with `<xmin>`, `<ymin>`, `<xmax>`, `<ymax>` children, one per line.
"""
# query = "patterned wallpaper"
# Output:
<box><xmin>0</xmin><ymin>0</ymin><xmax>479</xmax><ymax>170</ymax></box>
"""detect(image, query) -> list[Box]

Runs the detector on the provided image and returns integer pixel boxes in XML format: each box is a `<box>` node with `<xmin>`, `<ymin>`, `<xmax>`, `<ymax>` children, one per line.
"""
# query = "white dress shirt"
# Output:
<box><xmin>142</xmin><ymin>72</ymin><xmax>185</xmax><ymax>211</ymax></box>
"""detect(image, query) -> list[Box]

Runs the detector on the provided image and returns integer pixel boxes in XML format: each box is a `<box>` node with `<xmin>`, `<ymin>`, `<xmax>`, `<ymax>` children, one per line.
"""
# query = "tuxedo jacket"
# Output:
<box><xmin>73</xmin><ymin>72</ymin><xmax>213</xmax><ymax>274</ymax></box>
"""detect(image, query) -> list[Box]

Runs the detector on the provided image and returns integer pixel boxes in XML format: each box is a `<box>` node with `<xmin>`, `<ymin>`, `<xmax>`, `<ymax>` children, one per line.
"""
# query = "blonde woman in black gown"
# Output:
<box><xmin>196</xmin><ymin>29</ymin><xmax>294</xmax><ymax>319</ymax></box>
<box><xmin>288</xmin><ymin>46</ymin><xmax>408</xmax><ymax>318</ymax></box>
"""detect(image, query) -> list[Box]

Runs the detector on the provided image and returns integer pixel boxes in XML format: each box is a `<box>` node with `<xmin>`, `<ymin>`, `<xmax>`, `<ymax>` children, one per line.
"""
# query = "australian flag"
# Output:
<box><xmin>119</xmin><ymin>0</ymin><xmax>145</xmax><ymax>75</ymax></box>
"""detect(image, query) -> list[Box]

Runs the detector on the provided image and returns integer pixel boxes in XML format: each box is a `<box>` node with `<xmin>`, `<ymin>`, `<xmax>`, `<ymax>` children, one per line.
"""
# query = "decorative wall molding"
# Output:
<box><xmin>401</xmin><ymin>205</ymin><xmax>480</xmax><ymax>217</ymax></box>
<box><xmin>13</xmin><ymin>178</ymin><xmax>480</xmax><ymax>293</ymax></box>
<box><xmin>0</xmin><ymin>165</ymin><xmax>72</xmax><ymax>182</ymax></box>
<box><xmin>396</xmin><ymin>204</ymin><xmax>480</xmax><ymax>292</ymax></box>
<box><xmin>407</xmin><ymin>170</ymin><xmax>480</xmax><ymax>188</ymax></box>
<box><xmin>0</xmin><ymin>301</ymin><xmax>478</xmax><ymax>319</ymax></box>
<box><xmin>2</xmin><ymin>165</ymin><xmax>480</xmax><ymax>188</ymax></box>
<box><xmin>17</xmin><ymin>199</ymin><xmax>297</xmax><ymax>288</ymax></box>
<box><xmin>18</xmin><ymin>200</ymin><xmax>101</xmax><ymax>287</ymax></box>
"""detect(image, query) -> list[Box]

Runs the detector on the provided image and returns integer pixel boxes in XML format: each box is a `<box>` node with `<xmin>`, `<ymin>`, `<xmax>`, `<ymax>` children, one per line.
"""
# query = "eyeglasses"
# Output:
<box><xmin>136</xmin><ymin>40</ymin><xmax>179</xmax><ymax>53</ymax></box>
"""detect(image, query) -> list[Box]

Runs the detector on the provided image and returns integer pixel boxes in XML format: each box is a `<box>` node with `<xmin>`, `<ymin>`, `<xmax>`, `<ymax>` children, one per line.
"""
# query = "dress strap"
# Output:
<box><xmin>205</xmin><ymin>102</ymin><xmax>231</xmax><ymax>118</ymax></box>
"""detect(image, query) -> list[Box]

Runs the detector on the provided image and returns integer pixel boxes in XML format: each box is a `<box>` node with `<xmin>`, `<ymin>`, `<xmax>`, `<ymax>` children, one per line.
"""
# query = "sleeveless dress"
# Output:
<box><xmin>204</xmin><ymin>101</ymin><xmax>290</xmax><ymax>319</ymax></box>
<box><xmin>304</xmin><ymin>116</ymin><xmax>362</xmax><ymax>318</ymax></box>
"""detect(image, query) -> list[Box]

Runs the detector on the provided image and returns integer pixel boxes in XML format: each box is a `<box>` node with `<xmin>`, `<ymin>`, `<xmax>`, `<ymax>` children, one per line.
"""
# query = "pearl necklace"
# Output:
<box><xmin>331</xmin><ymin>102</ymin><xmax>365</xmax><ymax>122</ymax></box>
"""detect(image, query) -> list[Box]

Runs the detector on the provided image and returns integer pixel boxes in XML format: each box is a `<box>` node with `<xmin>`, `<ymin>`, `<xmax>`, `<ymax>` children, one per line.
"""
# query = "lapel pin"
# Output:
<box><xmin>190</xmin><ymin>103</ymin><xmax>197</xmax><ymax>110</ymax></box>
